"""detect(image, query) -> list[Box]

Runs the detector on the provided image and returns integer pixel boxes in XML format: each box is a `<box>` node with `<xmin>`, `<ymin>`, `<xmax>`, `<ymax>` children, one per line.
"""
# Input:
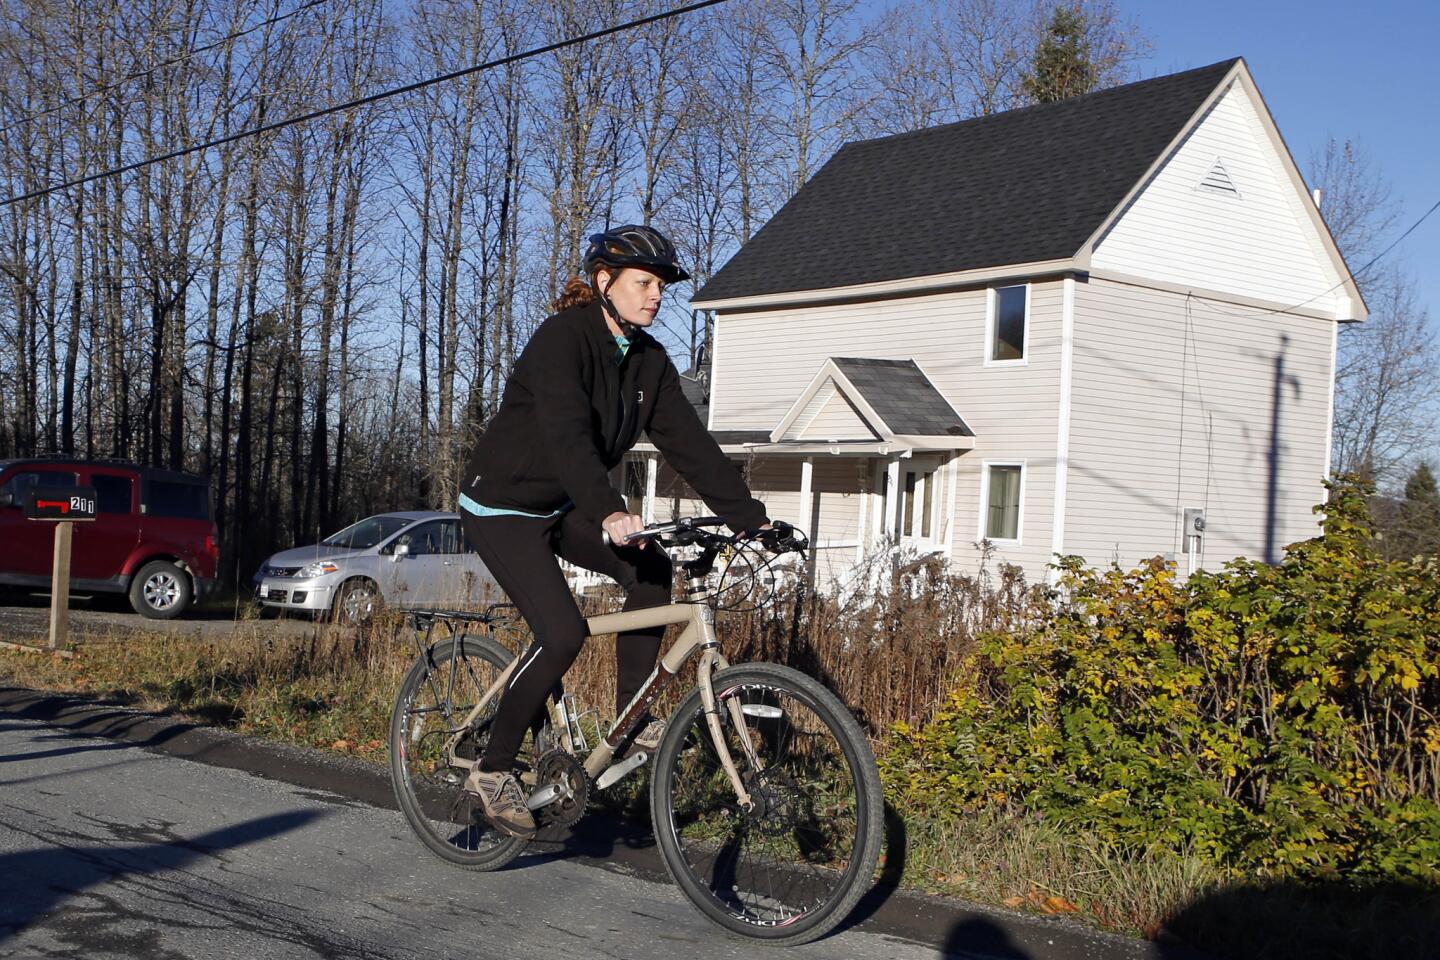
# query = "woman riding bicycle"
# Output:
<box><xmin>457</xmin><ymin>224</ymin><xmax>769</xmax><ymax>838</ymax></box>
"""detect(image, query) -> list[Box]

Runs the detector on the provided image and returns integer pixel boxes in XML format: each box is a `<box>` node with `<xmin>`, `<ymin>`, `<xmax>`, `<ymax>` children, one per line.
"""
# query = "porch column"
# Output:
<box><xmin>643</xmin><ymin>454</ymin><xmax>658</xmax><ymax>523</ymax></box>
<box><xmin>856</xmin><ymin>466</ymin><xmax>871</xmax><ymax>563</ymax></box>
<box><xmin>797</xmin><ymin>457</ymin><xmax>813</xmax><ymax>539</ymax></box>
<box><xmin>942</xmin><ymin>453</ymin><xmax>960</xmax><ymax>559</ymax></box>
<box><xmin>884</xmin><ymin>459</ymin><xmax>900</xmax><ymax>539</ymax></box>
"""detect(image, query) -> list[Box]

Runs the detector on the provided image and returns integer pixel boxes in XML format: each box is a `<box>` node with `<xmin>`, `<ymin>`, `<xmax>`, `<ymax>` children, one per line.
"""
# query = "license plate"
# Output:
<box><xmin>267</xmin><ymin>588</ymin><xmax>287</xmax><ymax>602</ymax></box>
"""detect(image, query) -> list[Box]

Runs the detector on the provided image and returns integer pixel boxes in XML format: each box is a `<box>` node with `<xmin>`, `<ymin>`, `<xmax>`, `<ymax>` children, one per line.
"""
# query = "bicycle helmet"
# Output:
<box><xmin>583</xmin><ymin>225</ymin><xmax>690</xmax><ymax>284</ymax></box>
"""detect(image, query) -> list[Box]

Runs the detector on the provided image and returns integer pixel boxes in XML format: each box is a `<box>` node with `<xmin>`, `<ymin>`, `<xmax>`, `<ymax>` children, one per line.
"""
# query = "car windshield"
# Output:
<box><xmin>321</xmin><ymin>515</ymin><xmax>413</xmax><ymax>549</ymax></box>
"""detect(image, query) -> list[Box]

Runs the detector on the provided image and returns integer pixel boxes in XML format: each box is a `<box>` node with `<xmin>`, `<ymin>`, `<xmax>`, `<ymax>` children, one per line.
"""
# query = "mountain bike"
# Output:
<box><xmin>389</xmin><ymin>517</ymin><xmax>883</xmax><ymax>945</ymax></box>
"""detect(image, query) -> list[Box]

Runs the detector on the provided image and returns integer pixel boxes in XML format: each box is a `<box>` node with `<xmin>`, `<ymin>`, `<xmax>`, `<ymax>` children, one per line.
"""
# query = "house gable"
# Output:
<box><xmin>1086</xmin><ymin>70</ymin><xmax>1360</xmax><ymax>320</ymax></box>
<box><xmin>768</xmin><ymin>357</ymin><xmax>974</xmax><ymax>449</ymax></box>
<box><xmin>778</xmin><ymin>379</ymin><xmax>882</xmax><ymax>441</ymax></box>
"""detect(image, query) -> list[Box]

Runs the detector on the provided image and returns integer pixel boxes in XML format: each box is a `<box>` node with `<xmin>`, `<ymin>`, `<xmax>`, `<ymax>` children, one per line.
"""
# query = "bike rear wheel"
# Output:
<box><xmin>390</xmin><ymin>634</ymin><xmax>546</xmax><ymax>871</ymax></box>
<box><xmin>650</xmin><ymin>663</ymin><xmax>883</xmax><ymax>945</ymax></box>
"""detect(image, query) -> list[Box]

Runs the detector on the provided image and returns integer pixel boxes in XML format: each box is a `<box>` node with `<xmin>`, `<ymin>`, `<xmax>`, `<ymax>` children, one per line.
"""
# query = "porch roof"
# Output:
<box><xmin>636</xmin><ymin>356</ymin><xmax>975</xmax><ymax>458</ymax></box>
<box><xmin>768</xmin><ymin>358</ymin><xmax>974</xmax><ymax>452</ymax></box>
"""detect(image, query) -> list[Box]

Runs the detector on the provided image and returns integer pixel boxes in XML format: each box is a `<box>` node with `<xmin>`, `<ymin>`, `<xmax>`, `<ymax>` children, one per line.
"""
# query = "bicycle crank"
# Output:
<box><xmin>529</xmin><ymin>750</ymin><xmax>591</xmax><ymax>827</ymax></box>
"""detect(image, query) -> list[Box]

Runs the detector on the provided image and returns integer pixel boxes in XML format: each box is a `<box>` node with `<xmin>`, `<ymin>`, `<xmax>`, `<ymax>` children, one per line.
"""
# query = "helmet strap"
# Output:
<box><xmin>594</xmin><ymin>271</ymin><xmax>638</xmax><ymax>338</ymax></box>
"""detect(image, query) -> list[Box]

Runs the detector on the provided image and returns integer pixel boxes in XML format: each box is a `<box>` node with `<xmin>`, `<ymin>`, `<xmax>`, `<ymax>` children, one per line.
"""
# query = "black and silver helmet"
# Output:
<box><xmin>583</xmin><ymin>224</ymin><xmax>690</xmax><ymax>284</ymax></box>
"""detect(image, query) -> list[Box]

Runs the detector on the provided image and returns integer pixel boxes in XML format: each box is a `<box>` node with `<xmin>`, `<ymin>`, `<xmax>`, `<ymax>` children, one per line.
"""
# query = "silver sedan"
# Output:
<box><xmin>252</xmin><ymin>511</ymin><xmax>501</xmax><ymax>624</ymax></box>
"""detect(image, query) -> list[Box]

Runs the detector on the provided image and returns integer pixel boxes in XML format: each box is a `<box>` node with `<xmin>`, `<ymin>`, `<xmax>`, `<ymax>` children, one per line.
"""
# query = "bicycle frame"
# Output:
<box><xmin>432</xmin><ymin>600</ymin><xmax>759</xmax><ymax>809</ymax></box>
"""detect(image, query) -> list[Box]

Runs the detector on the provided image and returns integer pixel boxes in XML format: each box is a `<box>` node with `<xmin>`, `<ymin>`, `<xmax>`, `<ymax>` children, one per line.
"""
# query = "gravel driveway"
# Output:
<box><xmin>0</xmin><ymin>592</ymin><xmax>324</xmax><ymax>645</ymax></box>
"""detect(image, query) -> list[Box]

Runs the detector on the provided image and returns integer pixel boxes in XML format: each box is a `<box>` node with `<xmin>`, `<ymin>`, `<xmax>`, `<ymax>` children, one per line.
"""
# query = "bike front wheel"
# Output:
<box><xmin>390</xmin><ymin>634</ymin><xmax>541</xmax><ymax>872</ymax></box>
<box><xmin>650</xmin><ymin>663</ymin><xmax>883</xmax><ymax>945</ymax></box>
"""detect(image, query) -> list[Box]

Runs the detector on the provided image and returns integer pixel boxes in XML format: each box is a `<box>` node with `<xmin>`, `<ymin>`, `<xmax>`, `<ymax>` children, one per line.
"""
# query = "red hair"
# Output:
<box><xmin>552</xmin><ymin>275</ymin><xmax>595</xmax><ymax>312</ymax></box>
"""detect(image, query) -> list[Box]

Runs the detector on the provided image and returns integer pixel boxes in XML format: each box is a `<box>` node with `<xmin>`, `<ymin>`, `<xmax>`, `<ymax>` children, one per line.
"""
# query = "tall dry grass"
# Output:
<box><xmin>553</xmin><ymin>548</ymin><xmax>1038</xmax><ymax>741</ymax></box>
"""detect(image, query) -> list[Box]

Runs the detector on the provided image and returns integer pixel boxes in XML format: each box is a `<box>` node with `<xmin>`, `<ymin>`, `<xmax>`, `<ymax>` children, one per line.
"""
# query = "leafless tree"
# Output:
<box><xmin>1312</xmin><ymin>137</ymin><xmax>1440</xmax><ymax>486</ymax></box>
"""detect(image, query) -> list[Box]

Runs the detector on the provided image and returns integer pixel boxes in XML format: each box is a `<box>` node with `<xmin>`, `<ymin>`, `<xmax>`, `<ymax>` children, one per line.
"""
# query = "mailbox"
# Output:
<box><xmin>24</xmin><ymin>486</ymin><xmax>98</xmax><ymax>521</ymax></box>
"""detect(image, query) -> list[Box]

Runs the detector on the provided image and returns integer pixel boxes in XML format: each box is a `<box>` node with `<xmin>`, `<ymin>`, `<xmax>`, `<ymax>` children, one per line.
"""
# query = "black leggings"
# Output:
<box><xmin>460</xmin><ymin>508</ymin><xmax>672</xmax><ymax>772</ymax></box>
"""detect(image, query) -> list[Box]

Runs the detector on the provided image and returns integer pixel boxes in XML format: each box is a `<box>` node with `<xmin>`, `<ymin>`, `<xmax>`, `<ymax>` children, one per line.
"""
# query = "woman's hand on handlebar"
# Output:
<box><xmin>602</xmin><ymin>511</ymin><xmax>650</xmax><ymax>548</ymax></box>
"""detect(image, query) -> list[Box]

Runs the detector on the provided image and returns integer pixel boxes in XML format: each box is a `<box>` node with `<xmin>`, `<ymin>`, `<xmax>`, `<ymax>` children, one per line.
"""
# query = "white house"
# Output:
<box><xmin>629</xmin><ymin>58</ymin><xmax>1364</xmax><ymax>587</ymax></box>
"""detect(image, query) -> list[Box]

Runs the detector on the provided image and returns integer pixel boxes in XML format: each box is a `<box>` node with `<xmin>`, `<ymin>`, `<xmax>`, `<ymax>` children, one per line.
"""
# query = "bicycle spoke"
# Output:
<box><xmin>658</xmin><ymin>673</ymin><xmax>873</xmax><ymax>934</ymax></box>
<box><xmin>390</xmin><ymin>636</ymin><xmax>538</xmax><ymax>871</ymax></box>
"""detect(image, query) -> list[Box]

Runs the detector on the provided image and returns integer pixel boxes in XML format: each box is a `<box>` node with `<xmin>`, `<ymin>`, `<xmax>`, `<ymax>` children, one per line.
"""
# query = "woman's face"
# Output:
<box><xmin>595</xmin><ymin>267</ymin><xmax>665</xmax><ymax>329</ymax></box>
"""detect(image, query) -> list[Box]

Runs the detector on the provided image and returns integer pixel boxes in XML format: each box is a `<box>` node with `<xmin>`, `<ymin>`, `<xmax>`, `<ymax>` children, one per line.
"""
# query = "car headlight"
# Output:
<box><xmin>303</xmin><ymin>561</ymin><xmax>340</xmax><ymax>577</ymax></box>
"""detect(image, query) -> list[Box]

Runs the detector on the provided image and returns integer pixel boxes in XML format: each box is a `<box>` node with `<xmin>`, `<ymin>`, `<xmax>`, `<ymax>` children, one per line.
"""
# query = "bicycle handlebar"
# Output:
<box><xmin>603</xmin><ymin>516</ymin><xmax>806</xmax><ymax>555</ymax></box>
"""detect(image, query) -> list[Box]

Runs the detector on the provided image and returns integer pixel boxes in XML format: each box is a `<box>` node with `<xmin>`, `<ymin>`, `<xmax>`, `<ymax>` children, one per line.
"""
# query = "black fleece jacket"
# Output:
<box><xmin>461</xmin><ymin>301</ymin><xmax>768</xmax><ymax>533</ymax></box>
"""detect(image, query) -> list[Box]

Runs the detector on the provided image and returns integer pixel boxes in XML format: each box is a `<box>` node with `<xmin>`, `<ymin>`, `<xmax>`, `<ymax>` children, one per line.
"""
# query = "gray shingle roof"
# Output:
<box><xmin>831</xmin><ymin>358</ymin><xmax>973</xmax><ymax>437</ymax></box>
<box><xmin>695</xmin><ymin>60</ymin><xmax>1238</xmax><ymax>303</ymax></box>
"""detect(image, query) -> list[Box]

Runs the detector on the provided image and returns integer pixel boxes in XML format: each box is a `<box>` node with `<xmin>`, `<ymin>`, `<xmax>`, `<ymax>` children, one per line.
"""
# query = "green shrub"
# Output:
<box><xmin>885</xmin><ymin>479</ymin><xmax>1440</xmax><ymax>882</ymax></box>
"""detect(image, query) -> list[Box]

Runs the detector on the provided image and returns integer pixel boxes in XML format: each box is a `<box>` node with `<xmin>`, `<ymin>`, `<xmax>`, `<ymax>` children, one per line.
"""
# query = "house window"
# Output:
<box><xmin>981</xmin><ymin>462</ymin><xmax>1024</xmax><ymax>543</ymax></box>
<box><xmin>890</xmin><ymin>465</ymin><xmax>939</xmax><ymax>542</ymax></box>
<box><xmin>987</xmin><ymin>285</ymin><xmax>1028</xmax><ymax>363</ymax></box>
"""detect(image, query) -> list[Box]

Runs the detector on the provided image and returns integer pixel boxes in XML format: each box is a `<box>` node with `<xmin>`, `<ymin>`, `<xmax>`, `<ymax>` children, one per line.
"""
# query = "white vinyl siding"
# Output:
<box><xmin>1062</xmin><ymin>277</ymin><xmax>1334</xmax><ymax>571</ymax></box>
<box><xmin>1091</xmin><ymin>81</ymin><xmax>1345</xmax><ymax>316</ymax></box>
<box><xmin>794</xmin><ymin>388</ymin><xmax>878</xmax><ymax>440</ymax></box>
<box><xmin>709</xmin><ymin>281</ymin><xmax>1066</xmax><ymax>578</ymax></box>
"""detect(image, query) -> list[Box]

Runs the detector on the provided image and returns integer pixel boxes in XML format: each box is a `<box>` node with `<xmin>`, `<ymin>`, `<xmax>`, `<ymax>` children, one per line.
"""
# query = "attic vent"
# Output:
<box><xmin>1197</xmin><ymin>159</ymin><xmax>1239</xmax><ymax>197</ymax></box>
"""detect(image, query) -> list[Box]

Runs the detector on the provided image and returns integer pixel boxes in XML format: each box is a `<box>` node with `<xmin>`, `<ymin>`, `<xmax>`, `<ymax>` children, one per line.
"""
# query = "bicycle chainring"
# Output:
<box><xmin>533</xmin><ymin>750</ymin><xmax>591</xmax><ymax>828</ymax></box>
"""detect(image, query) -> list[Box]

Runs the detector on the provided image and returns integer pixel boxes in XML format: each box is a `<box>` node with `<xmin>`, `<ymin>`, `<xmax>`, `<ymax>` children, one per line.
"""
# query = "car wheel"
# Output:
<box><xmin>129</xmin><ymin>560</ymin><xmax>193</xmax><ymax>620</ymax></box>
<box><xmin>334</xmin><ymin>578</ymin><xmax>380</xmax><ymax>625</ymax></box>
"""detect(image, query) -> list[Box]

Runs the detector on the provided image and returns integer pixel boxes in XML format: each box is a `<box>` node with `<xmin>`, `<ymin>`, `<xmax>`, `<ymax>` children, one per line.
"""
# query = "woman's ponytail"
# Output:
<box><xmin>552</xmin><ymin>275</ymin><xmax>595</xmax><ymax>312</ymax></box>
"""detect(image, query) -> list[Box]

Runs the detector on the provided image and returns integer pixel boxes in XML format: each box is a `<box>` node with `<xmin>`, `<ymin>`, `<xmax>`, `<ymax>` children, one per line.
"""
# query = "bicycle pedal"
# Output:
<box><xmin>595</xmin><ymin>751</ymin><xmax>648</xmax><ymax>790</ymax></box>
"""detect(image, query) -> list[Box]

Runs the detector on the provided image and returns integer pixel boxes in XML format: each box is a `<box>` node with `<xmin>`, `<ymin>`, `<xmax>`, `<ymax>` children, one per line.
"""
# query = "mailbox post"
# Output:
<box><xmin>24</xmin><ymin>485</ymin><xmax>97</xmax><ymax>653</ymax></box>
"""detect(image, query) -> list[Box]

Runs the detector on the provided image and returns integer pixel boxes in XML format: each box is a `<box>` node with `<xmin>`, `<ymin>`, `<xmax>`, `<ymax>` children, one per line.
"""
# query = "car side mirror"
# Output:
<box><xmin>0</xmin><ymin>491</ymin><xmax>12</xmax><ymax>508</ymax></box>
<box><xmin>393</xmin><ymin>543</ymin><xmax>409</xmax><ymax>562</ymax></box>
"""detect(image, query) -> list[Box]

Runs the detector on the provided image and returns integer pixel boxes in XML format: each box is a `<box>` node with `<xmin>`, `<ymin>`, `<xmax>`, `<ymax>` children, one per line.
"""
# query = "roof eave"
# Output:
<box><xmin>894</xmin><ymin>434</ymin><xmax>976</xmax><ymax>451</ymax></box>
<box><xmin>691</xmin><ymin>258</ymin><xmax>1081</xmax><ymax>311</ymax></box>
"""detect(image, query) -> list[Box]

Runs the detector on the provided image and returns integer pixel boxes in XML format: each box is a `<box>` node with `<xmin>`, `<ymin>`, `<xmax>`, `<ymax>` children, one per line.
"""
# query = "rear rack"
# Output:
<box><xmin>398</xmin><ymin>603</ymin><xmax>521</xmax><ymax>657</ymax></box>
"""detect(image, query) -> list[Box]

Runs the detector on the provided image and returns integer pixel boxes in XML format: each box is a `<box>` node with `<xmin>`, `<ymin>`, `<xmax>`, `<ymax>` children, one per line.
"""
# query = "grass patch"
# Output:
<box><xmin>0</xmin><ymin>620</ymin><xmax>408</xmax><ymax>759</ymax></box>
<box><xmin>898</xmin><ymin>812</ymin><xmax>1220</xmax><ymax>937</ymax></box>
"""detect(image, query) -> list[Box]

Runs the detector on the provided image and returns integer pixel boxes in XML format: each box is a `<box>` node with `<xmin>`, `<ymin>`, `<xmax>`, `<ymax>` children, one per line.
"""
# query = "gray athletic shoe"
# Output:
<box><xmin>464</xmin><ymin>767</ymin><xmax>537</xmax><ymax>838</ymax></box>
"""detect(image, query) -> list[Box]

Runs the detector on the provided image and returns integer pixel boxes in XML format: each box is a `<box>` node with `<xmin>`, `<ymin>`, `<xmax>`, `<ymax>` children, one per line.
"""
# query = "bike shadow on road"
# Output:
<box><xmin>0</xmin><ymin>810</ymin><xmax>324</xmax><ymax>947</ymax></box>
<box><xmin>0</xmin><ymin>701</ymin><xmax>203</xmax><ymax>763</ymax></box>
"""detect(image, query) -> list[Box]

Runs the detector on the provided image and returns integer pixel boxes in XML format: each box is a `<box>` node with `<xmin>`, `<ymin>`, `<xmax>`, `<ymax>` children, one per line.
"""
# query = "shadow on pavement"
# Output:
<box><xmin>943</xmin><ymin>917</ymin><xmax>1031</xmax><ymax>958</ymax></box>
<box><xmin>1162</xmin><ymin>878</ymin><xmax>1440</xmax><ymax>960</ymax></box>
<box><xmin>835</xmin><ymin>798</ymin><xmax>908</xmax><ymax>932</ymax></box>
<box><xmin>0</xmin><ymin>810</ymin><xmax>323</xmax><ymax>947</ymax></box>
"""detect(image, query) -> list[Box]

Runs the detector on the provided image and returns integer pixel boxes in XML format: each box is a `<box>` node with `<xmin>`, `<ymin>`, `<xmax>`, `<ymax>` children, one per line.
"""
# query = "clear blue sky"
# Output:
<box><xmin>1134</xmin><ymin>0</ymin><xmax>1439</xmax><ymax>323</ymax></box>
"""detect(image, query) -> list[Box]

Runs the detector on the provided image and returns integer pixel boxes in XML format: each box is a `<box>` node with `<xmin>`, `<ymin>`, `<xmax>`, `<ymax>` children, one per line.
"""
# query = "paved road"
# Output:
<box><xmin>0</xmin><ymin>715</ymin><xmax>993</xmax><ymax>960</ymax></box>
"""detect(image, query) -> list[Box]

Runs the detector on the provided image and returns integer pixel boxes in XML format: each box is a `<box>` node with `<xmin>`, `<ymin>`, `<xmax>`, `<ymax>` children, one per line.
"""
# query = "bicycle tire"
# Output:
<box><xmin>650</xmin><ymin>663</ymin><xmax>883</xmax><ymax>945</ymax></box>
<box><xmin>390</xmin><ymin>634</ymin><xmax>543</xmax><ymax>871</ymax></box>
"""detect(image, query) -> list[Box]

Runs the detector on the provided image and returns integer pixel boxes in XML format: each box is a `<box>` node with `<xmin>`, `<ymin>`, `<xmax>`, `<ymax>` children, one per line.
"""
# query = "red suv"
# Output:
<box><xmin>0</xmin><ymin>458</ymin><xmax>220</xmax><ymax>619</ymax></box>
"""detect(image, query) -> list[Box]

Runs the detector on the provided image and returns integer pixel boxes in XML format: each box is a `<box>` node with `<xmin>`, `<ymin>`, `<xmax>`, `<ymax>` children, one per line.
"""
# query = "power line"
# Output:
<box><xmin>1184</xmin><ymin>195</ymin><xmax>1440</xmax><ymax>325</ymax></box>
<box><xmin>1349</xmin><ymin>197</ymin><xmax>1440</xmax><ymax>282</ymax></box>
<box><xmin>0</xmin><ymin>0</ymin><xmax>328</xmax><ymax>137</ymax></box>
<box><xmin>2</xmin><ymin>0</ymin><xmax>732</xmax><ymax>208</ymax></box>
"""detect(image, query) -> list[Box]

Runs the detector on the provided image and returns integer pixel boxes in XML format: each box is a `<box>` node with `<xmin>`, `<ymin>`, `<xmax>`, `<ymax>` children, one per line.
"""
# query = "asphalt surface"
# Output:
<box><xmin>0</xmin><ymin>688</ymin><xmax>1213</xmax><ymax>960</ymax></box>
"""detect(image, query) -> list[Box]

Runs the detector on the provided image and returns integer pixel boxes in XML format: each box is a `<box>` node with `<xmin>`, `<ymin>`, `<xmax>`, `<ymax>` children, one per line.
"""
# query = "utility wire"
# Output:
<box><xmin>0</xmin><ymin>0</ymin><xmax>329</xmax><ymax>136</ymax></box>
<box><xmin>2</xmin><ymin>0</ymin><xmax>732</xmax><ymax>208</ymax></box>
<box><xmin>1349</xmin><ymin>197</ymin><xmax>1440</xmax><ymax>282</ymax></box>
<box><xmin>1183</xmin><ymin>195</ymin><xmax>1440</xmax><ymax>326</ymax></box>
